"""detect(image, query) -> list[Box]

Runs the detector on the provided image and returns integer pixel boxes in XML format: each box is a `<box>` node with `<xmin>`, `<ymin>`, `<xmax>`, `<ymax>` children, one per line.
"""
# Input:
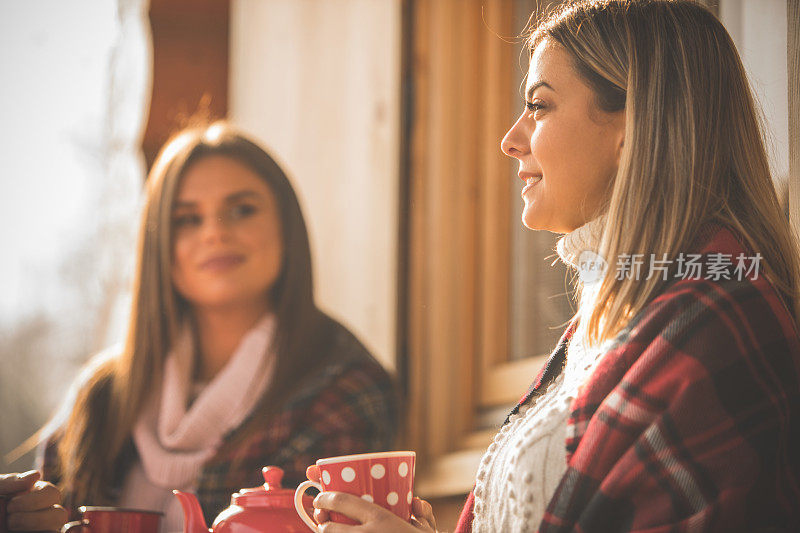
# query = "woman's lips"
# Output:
<box><xmin>200</xmin><ymin>254</ymin><xmax>245</xmax><ymax>272</ymax></box>
<box><xmin>521</xmin><ymin>176</ymin><xmax>543</xmax><ymax>197</ymax></box>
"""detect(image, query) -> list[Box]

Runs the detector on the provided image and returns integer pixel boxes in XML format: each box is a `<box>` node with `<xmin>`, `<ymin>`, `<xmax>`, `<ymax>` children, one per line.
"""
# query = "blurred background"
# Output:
<box><xmin>1</xmin><ymin>0</ymin><xmax>797</xmax><ymax>529</ymax></box>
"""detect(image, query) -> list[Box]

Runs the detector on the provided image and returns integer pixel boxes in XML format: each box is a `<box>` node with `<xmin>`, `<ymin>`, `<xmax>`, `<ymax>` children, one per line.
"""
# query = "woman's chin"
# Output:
<box><xmin>184</xmin><ymin>290</ymin><xmax>261</xmax><ymax>311</ymax></box>
<box><xmin>521</xmin><ymin>209</ymin><xmax>546</xmax><ymax>231</ymax></box>
<box><xmin>522</xmin><ymin>207</ymin><xmax>566</xmax><ymax>233</ymax></box>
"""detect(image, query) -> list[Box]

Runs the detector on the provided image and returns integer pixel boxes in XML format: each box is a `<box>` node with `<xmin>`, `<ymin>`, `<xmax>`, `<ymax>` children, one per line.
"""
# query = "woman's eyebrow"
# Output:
<box><xmin>173</xmin><ymin>190</ymin><xmax>263</xmax><ymax>209</ymax></box>
<box><xmin>224</xmin><ymin>190</ymin><xmax>262</xmax><ymax>203</ymax></box>
<box><xmin>526</xmin><ymin>80</ymin><xmax>555</xmax><ymax>100</ymax></box>
<box><xmin>172</xmin><ymin>200</ymin><xmax>197</xmax><ymax>210</ymax></box>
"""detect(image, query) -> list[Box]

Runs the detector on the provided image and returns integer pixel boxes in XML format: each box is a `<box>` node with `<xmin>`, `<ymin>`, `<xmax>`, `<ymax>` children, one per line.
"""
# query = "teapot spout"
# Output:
<box><xmin>173</xmin><ymin>490</ymin><xmax>211</xmax><ymax>533</ymax></box>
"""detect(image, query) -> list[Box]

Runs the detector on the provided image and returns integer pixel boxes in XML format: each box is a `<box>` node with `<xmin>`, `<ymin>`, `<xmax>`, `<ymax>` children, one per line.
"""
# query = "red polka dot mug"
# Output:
<box><xmin>293</xmin><ymin>451</ymin><xmax>415</xmax><ymax>531</ymax></box>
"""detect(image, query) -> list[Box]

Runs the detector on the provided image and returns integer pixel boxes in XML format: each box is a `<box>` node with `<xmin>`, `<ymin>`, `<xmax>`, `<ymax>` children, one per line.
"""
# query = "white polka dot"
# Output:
<box><xmin>398</xmin><ymin>462</ymin><xmax>409</xmax><ymax>477</ymax></box>
<box><xmin>387</xmin><ymin>492</ymin><xmax>399</xmax><ymax>505</ymax></box>
<box><xmin>361</xmin><ymin>494</ymin><xmax>373</xmax><ymax>503</ymax></box>
<box><xmin>370</xmin><ymin>464</ymin><xmax>386</xmax><ymax>479</ymax></box>
<box><xmin>341</xmin><ymin>467</ymin><xmax>356</xmax><ymax>482</ymax></box>
<box><xmin>322</xmin><ymin>470</ymin><xmax>331</xmax><ymax>485</ymax></box>
<box><xmin>407</xmin><ymin>491</ymin><xmax>413</xmax><ymax>504</ymax></box>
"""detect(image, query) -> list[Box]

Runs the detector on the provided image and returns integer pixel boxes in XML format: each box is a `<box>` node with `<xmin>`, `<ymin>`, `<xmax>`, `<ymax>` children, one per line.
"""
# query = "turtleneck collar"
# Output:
<box><xmin>556</xmin><ymin>214</ymin><xmax>609</xmax><ymax>349</ymax></box>
<box><xmin>554</xmin><ymin>213</ymin><xmax>609</xmax><ymax>290</ymax></box>
<box><xmin>556</xmin><ymin>214</ymin><xmax>607</xmax><ymax>268</ymax></box>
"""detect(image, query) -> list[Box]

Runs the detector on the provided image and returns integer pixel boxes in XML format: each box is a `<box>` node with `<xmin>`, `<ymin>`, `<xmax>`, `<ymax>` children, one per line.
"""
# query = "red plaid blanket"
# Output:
<box><xmin>456</xmin><ymin>222</ymin><xmax>800</xmax><ymax>532</ymax></box>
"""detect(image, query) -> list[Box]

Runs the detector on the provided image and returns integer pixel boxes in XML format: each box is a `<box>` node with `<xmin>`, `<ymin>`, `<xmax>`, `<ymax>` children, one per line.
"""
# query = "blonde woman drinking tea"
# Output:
<box><xmin>313</xmin><ymin>1</ymin><xmax>800</xmax><ymax>531</ymax></box>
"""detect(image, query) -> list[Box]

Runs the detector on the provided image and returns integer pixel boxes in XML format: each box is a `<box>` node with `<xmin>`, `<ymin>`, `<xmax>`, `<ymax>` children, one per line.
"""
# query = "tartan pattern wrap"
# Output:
<box><xmin>40</xmin><ymin>320</ymin><xmax>398</xmax><ymax>523</ymax></box>
<box><xmin>456</xmin><ymin>222</ymin><xmax>800</xmax><ymax>532</ymax></box>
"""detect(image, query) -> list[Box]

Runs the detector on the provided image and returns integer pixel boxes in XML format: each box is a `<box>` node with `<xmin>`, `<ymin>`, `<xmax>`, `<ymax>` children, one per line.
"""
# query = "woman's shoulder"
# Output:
<box><xmin>601</xmin><ymin>222</ymin><xmax>800</xmax><ymax>395</ymax></box>
<box><xmin>623</xmin><ymin>276</ymin><xmax>800</xmax><ymax>386</ymax></box>
<box><xmin>320</xmin><ymin>317</ymin><xmax>392</xmax><ymax>375</ymax></box>
<box><xmin>291</xmin><ymin>316</ymin><xmax>396</xmax><ymax>403</ymax></box>
<box><xmin>630</xmin><ymin>222</ymin><xmax>797</xmax><ymax>347</ymax></box>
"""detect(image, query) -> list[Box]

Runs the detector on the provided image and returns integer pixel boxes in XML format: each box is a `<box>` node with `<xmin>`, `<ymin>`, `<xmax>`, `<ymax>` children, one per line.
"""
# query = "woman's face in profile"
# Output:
<box><xmin>501</xmin><ymin>38</ymin><xmax>625</xmax><ymax>234</ymax></box>
<box><xmin>170</xmin><ymin>155</ymin><xmax>284</xmax><ymax>310</ymax></box>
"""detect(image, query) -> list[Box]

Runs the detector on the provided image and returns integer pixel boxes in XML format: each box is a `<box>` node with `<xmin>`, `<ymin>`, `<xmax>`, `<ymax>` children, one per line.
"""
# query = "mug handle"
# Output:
<box><xmin>294</xmin><ymin>479</ymin><xmax>322</xmax><ymax>532</ymax></box>
<box><xmin>61</xmin><ymin>519</ymin><xmax>89</xmax><ymax>532</ymax></box>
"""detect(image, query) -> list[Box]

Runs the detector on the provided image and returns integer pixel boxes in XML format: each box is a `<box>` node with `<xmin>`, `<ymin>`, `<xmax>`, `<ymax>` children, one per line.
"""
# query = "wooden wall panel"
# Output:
<box><xmin>142</xmin><ymin>0</ymin><xmax>229</xmax><ymax>169</ymax></box>
<box><xmin>230</xmin><ymin>0</ymin><xmax>401</xmax><ymax>369</ymax></box>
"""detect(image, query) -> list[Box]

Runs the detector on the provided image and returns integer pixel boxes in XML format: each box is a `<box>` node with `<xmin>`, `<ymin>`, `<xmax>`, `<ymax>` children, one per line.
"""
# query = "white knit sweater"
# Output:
<box><xmin>472</xmin><ymin>215</ymin><xmax>616</xmax><ymax>532</ymax></box>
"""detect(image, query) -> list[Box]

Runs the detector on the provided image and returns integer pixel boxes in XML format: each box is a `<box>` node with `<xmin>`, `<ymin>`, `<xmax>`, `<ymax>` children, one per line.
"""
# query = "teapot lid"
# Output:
<box><xmin>232</xmin><ymin>466</ymin><xmax>312</xmax><ymax>509</ymax></box>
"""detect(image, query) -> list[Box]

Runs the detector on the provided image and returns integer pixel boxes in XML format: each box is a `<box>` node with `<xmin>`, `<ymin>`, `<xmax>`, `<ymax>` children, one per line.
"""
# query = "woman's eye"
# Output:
<box><xmin>228</xmin><ymin>203</ymin><xmax>257</xmax><ymax>220</ymax></box>
<box><xmin>173</xmin><ymin>214</ymin><xmax>201</xmax><ymax>228</ymax></box>
<box><xmin>526</xmin><ymin>101</ymin><xmax>545</xmax><ymax>113</ymax></box>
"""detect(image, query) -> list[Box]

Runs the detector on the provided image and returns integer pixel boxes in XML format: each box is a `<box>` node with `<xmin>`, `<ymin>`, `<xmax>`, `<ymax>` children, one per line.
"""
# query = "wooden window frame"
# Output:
<box><xmin>402</xmin><ymin>0</ymin><xmax>541</xmax><ymax>498</ymax></box>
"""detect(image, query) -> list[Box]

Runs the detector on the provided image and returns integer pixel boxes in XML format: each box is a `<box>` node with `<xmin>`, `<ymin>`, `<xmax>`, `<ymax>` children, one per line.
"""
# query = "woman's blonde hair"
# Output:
<box><xmin>529</xmin><ymin>0</ymin><xmax>800</xmax><ymax>345</ymax></box>
<box><xmin>53</xmin><ymin>122</ymin><xmax>338</xmax><ymax>508</ymax></box>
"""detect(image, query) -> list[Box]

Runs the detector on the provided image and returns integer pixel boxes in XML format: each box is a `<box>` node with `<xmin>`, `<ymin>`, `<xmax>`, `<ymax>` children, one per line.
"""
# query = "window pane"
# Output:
<box><xmin>0</xmin><ymin>0</ymin><xmax>149</xmax><ymax>471</ymax></box>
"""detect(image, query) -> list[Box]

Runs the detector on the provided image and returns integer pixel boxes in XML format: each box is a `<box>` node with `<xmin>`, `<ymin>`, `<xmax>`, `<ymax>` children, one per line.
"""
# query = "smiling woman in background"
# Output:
<box><xmin>2</xmin><ymin>122</ymin><xmax>398</xmax><ymax>532</ymax></box>
<box><xmin>312</xmin><ymin>1</ymin><xmax>800</xmax><ymax>531</ymax></box>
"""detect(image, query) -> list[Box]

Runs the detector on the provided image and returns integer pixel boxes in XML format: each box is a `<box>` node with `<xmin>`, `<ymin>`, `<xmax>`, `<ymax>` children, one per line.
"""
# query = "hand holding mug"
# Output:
<box><xmin>313</xmin><ymin>494</ymin><xmax>437</xmax><ymax>532</ymax></box>
<box><xmin>294</xmin><ymin>451</ymin><xmax>423</xmax><ymax>532</ymax></box>
<box><xmin>0</xmin><ymin>470</ymin><xmax>67</xmax><ymax>532</ymax></box>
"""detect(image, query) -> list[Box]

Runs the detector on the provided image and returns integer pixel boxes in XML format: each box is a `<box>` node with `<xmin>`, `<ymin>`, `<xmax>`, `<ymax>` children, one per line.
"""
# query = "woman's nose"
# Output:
<box><xmin>201</xmin><ymin>215</ymin><xmax>230</xmax><ymax>242</ymax></box>
<box><xmin>501</xmin><ymin>114</ymin><xmax>528</xmax><ymax>158</ymax></box>
<box><xmin>500</xmin><ymin>133</ymin><xmax>519</xmax><ymax>158</ymax></box>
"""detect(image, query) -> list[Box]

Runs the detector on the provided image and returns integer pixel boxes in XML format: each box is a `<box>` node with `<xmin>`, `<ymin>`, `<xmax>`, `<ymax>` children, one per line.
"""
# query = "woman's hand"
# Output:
<box><xmin>0</xmin><ymin>470</ymin><xmax>68</xmax><ymax>532</ymax></box>
<box><xmin>313</xmin><ymin>492</ymin><xmax>437</xmax><ymax>532</ymax></box>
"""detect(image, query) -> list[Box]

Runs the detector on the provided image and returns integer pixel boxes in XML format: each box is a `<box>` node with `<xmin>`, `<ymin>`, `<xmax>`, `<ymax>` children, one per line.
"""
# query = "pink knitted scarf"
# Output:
<box><xmin>131</xmin><ymin>314</ymin><xmax>276</xmax><ymax>488</ymax></box>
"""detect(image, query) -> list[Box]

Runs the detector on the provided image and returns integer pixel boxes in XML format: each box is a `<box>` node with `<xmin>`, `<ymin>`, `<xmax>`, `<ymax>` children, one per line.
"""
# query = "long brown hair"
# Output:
<box><xmin>54</xmin><ymin>122</ymin><xmax>337</xmax><ymax>506</ymax></box>
<box><xmin>528</xmin><ymin>0</ymin><xmax>800</xmax><ymax>345</ymax></box>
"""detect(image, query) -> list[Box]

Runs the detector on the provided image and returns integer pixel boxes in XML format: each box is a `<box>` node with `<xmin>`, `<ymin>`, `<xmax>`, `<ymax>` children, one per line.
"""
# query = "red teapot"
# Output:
<box><xmin>174</xmin><ymin>466</ymin><xmax>314</xmax><ymax>533</ymax></box>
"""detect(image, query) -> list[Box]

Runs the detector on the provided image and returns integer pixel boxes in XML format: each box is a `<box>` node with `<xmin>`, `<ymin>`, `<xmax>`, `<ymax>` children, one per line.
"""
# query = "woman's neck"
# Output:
<box><xmin>191</xmin><ymin>299</ymin><xmax>272</xmax><ymax>382</ymax></box>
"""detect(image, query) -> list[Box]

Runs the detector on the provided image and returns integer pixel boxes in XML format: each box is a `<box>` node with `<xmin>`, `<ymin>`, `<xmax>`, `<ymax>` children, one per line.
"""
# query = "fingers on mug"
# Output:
<box><xmin>61</xmin><ymin>519</ymin><xmax>90</xmax><ymax>532</ymax></box>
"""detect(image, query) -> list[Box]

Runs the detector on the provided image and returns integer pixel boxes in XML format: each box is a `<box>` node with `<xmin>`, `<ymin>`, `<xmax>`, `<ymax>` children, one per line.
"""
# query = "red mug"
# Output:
<box><xmin>294</xmin><ymin>451</ymin><xmax>415</xmax><ymax>531</ymax></box>
<box><xmin>61</xmin><ymin>506</ymin><xmax>162</xmax><ymax>533</ymax></box>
